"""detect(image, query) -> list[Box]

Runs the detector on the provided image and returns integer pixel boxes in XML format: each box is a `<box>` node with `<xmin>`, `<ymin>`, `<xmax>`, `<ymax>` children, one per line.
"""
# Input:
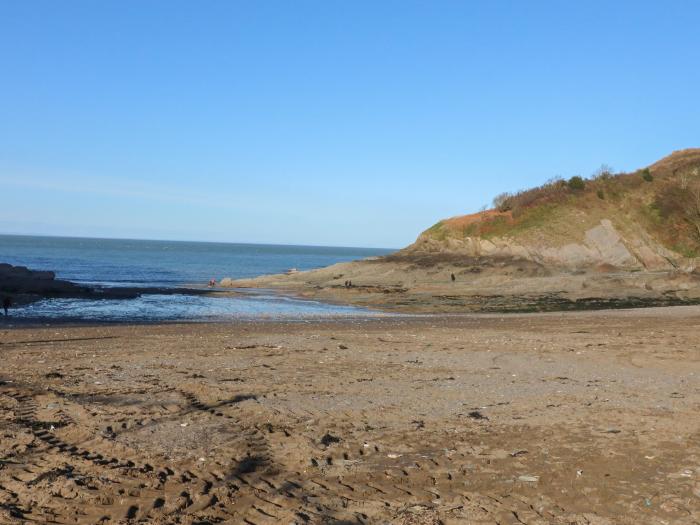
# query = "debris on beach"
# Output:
<box><xmin>320</xmin><ymin>433</ymin><xmax>341</xmax><ymax>446</ymax></box>
<box><xmin>518</xmin><ymin>475</ymin><xmax>539</xmax><ymax>482</ymax></box>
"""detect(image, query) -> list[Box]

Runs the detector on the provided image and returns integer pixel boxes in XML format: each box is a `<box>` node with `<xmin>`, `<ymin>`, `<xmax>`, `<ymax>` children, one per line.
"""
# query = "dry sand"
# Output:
<box><xmin>1</xmin><ymin>307</ymin><xmax>700</xmax><ymax>524</ymax></box>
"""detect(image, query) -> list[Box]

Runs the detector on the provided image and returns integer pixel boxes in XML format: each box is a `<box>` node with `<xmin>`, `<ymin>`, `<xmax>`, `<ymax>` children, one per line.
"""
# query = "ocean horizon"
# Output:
<box><xmin>0</xmin><ymin>234</ymin><xmax>394</xmax><ymax>321</ymax></box>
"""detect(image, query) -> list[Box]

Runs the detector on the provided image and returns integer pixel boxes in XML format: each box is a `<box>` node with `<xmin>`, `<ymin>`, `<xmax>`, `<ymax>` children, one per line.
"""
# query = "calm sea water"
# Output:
<box><xmin>0</xmin><ymin>235</ymin><xmax>394</xmax><ymax>321</ymax></box>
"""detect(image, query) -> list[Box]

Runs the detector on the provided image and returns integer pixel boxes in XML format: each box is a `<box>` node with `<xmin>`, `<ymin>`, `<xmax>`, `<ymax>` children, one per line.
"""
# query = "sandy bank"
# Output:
<box><xmin>222</xmin><ymin>254</ymin><xmax>700</xmax><ymax>313</ymax></box>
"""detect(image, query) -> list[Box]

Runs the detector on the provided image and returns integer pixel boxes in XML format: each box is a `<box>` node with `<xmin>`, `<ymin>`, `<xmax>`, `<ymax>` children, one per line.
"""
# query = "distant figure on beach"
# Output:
<box><xmin>451</xmin><ymin>273</ymin><xmax>456</xmax><ymax>282</ymax></box>
<box><xmin>208</xmin><ymin>278</ymin><xmax>216</xmax><ymax>287</ymax></box>
<box><xmin>3</xmin><ymin>297</ymin><xmax>11</xmax><ymax>316</ymax></box>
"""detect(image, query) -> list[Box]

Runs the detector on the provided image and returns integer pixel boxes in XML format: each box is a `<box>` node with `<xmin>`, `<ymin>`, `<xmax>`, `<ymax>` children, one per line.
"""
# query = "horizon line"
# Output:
<box><xmin>0</xmin><ymin>231</ymin><xmax>399</xmax><ymax>252</ymax></box>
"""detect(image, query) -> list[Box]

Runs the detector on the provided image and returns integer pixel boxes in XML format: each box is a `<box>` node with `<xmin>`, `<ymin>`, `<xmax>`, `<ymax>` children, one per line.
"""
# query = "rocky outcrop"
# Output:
<box><xmin>1</xmin><ymin>263</ymin><xmax>241</xmax><ymax>308</ymax></box>
<box><xmin>0</xmin><ymin>263</ymin><xmax>143</xmax><ymax>306</ymax></box>
<box><xmin>407</xmin><ymin>219</ymin><xmax>681</xmax><ymax>271</ymax></box>
<box><xmin>0</xmin><ymin>263</ymin><xmax>87</xmax><ymax>299</ymax></box>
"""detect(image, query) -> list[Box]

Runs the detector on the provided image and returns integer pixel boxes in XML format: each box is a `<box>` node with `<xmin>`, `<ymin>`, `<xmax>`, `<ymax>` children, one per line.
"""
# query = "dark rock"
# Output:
<box><xmin>0</xmin><ymin>262</ymin><xmax>224</xmax><ymax>308</ymax></box>
<box><xmin>320</xmin><ymin>433</ymin><xmax>341</xmax><ymax>446</ymax></box>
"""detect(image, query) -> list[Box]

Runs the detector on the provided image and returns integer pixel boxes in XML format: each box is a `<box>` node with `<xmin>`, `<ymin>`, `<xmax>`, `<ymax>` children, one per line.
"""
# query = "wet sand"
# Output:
<box><xmin>223</xmin><ymin>255</ymin><xmax>700</xmax><ymax>315</ymax></box>
<box><xmin>1</xmin><ymin>307</ymin><xmax>700</xmax><ymax>524</ymax></box>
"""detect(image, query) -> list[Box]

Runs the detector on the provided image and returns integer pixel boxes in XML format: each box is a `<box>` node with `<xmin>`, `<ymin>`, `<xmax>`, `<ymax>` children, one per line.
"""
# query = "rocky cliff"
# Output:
<box><xmin>408</xmin><ymin>218</ymin><xmax>679</xmax><ymax>270</ymax></box>
<box><xmin>405</xmin><ymin>149</ymin><xmax>700</xmax><ymax>271</ymax></box>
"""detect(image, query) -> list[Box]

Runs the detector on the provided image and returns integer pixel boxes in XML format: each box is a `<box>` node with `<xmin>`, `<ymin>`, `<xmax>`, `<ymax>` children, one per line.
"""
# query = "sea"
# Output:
<box><xmin>0</xmin><ymin>235</ymin><xmax>394</xmax><ymax>322</ymax></box>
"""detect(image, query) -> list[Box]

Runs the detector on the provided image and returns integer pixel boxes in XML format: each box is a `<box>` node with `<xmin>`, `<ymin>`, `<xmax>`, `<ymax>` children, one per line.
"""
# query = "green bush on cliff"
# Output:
<box><xmin>567</xmin><ymin>176</ymin><xmax>586</xmax><ymax>191</ymax></box>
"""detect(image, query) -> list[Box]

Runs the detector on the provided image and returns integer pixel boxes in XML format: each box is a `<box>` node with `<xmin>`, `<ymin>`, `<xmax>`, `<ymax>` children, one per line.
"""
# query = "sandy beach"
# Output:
<box><xmin>2</xmin><ymin>307</ymin><xmax>699</xmax><ymax>524</ymax></box>
<box><xmin>4</xmin><ymin>1</ymin><xmax>699</xmax><ymax>523</ymax></box>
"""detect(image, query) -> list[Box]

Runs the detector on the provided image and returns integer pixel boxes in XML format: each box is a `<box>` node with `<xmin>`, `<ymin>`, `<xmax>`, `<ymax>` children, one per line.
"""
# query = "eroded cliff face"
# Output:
<box><xmin>402</xmin><ymin>149</ymin><xmax>700</xmax><ymax>272</ymax></box>
<box><xmin>407</xmin><ymin>219</ymin><xmax>683</xmax><ymax>271</ymax></box>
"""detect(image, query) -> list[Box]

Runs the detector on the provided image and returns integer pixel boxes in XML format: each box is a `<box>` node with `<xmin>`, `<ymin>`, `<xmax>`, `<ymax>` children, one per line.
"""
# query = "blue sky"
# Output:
<box><xmin>1</xmin><ymin>1</ymin><xmax>698</xmax><ymax>248</ymax></box>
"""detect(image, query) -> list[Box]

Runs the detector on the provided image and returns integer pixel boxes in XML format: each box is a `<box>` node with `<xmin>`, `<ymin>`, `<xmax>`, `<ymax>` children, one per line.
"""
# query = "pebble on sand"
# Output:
<box><xmin>518</xmin><ymin>475</ymin><xmax>539</xmax><ymax>482</ymax></box>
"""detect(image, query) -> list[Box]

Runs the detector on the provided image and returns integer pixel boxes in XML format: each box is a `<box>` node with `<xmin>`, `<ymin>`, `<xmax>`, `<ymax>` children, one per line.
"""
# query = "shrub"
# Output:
<box><xmin>492</xmin><ymin>192</ymin><xmax>513</xmax><ymax>212</ymax></box>
<box><xmin>654</xmin><ymin>184</ymin><xmax>700</xmax><ymax>235</ymax></box>
<box><xmin>489</xmin><ymin>177</ymin><xmax>570</xmax><ymax>218</ymax></box>
<box><xmin>641</xmin><ymin>168</ymin><xmax>653</xmax><ymax>182</ymax></box>
<box><xmin>597</xmin><ymin>189</ymin><xmax>605</xmax><ymax>199</ymax></box>
<box><xmin>594</xmin><ymin>164</ymin><xmax>614</xmax><ymax>180</ymax></box>
<box><xmin>567</xmin><ymin>176</ymin><xmax>586</xmax><ymax>191</ymax></box>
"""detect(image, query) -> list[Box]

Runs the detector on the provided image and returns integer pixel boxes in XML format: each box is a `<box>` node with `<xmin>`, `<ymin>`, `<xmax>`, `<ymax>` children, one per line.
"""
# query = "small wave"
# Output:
<box><xmin>12</xmin><ymin>293</ymin><xmax>383</xmax><ymax>322</ymax></box>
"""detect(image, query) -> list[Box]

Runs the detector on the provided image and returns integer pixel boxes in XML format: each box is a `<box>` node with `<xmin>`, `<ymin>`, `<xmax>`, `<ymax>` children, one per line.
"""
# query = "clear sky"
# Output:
<box><xmin>1</xmin><ymin>1</ymin><xmax>698</xmax><ymax>248</ymax></box>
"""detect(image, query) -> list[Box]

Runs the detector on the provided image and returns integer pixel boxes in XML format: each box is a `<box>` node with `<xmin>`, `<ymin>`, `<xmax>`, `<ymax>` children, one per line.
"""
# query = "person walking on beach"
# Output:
<box><xmin>3</xmin><ymin>297</ymin><xmax>11</xmax><ymax>316</ymax></box>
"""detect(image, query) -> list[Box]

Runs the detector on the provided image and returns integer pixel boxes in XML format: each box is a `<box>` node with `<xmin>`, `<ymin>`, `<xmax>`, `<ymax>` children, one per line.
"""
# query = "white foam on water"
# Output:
<box><xmin>12</xmin><ymin>292</ymin><xmax>385</xmax><ymax>322</ymax></box>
